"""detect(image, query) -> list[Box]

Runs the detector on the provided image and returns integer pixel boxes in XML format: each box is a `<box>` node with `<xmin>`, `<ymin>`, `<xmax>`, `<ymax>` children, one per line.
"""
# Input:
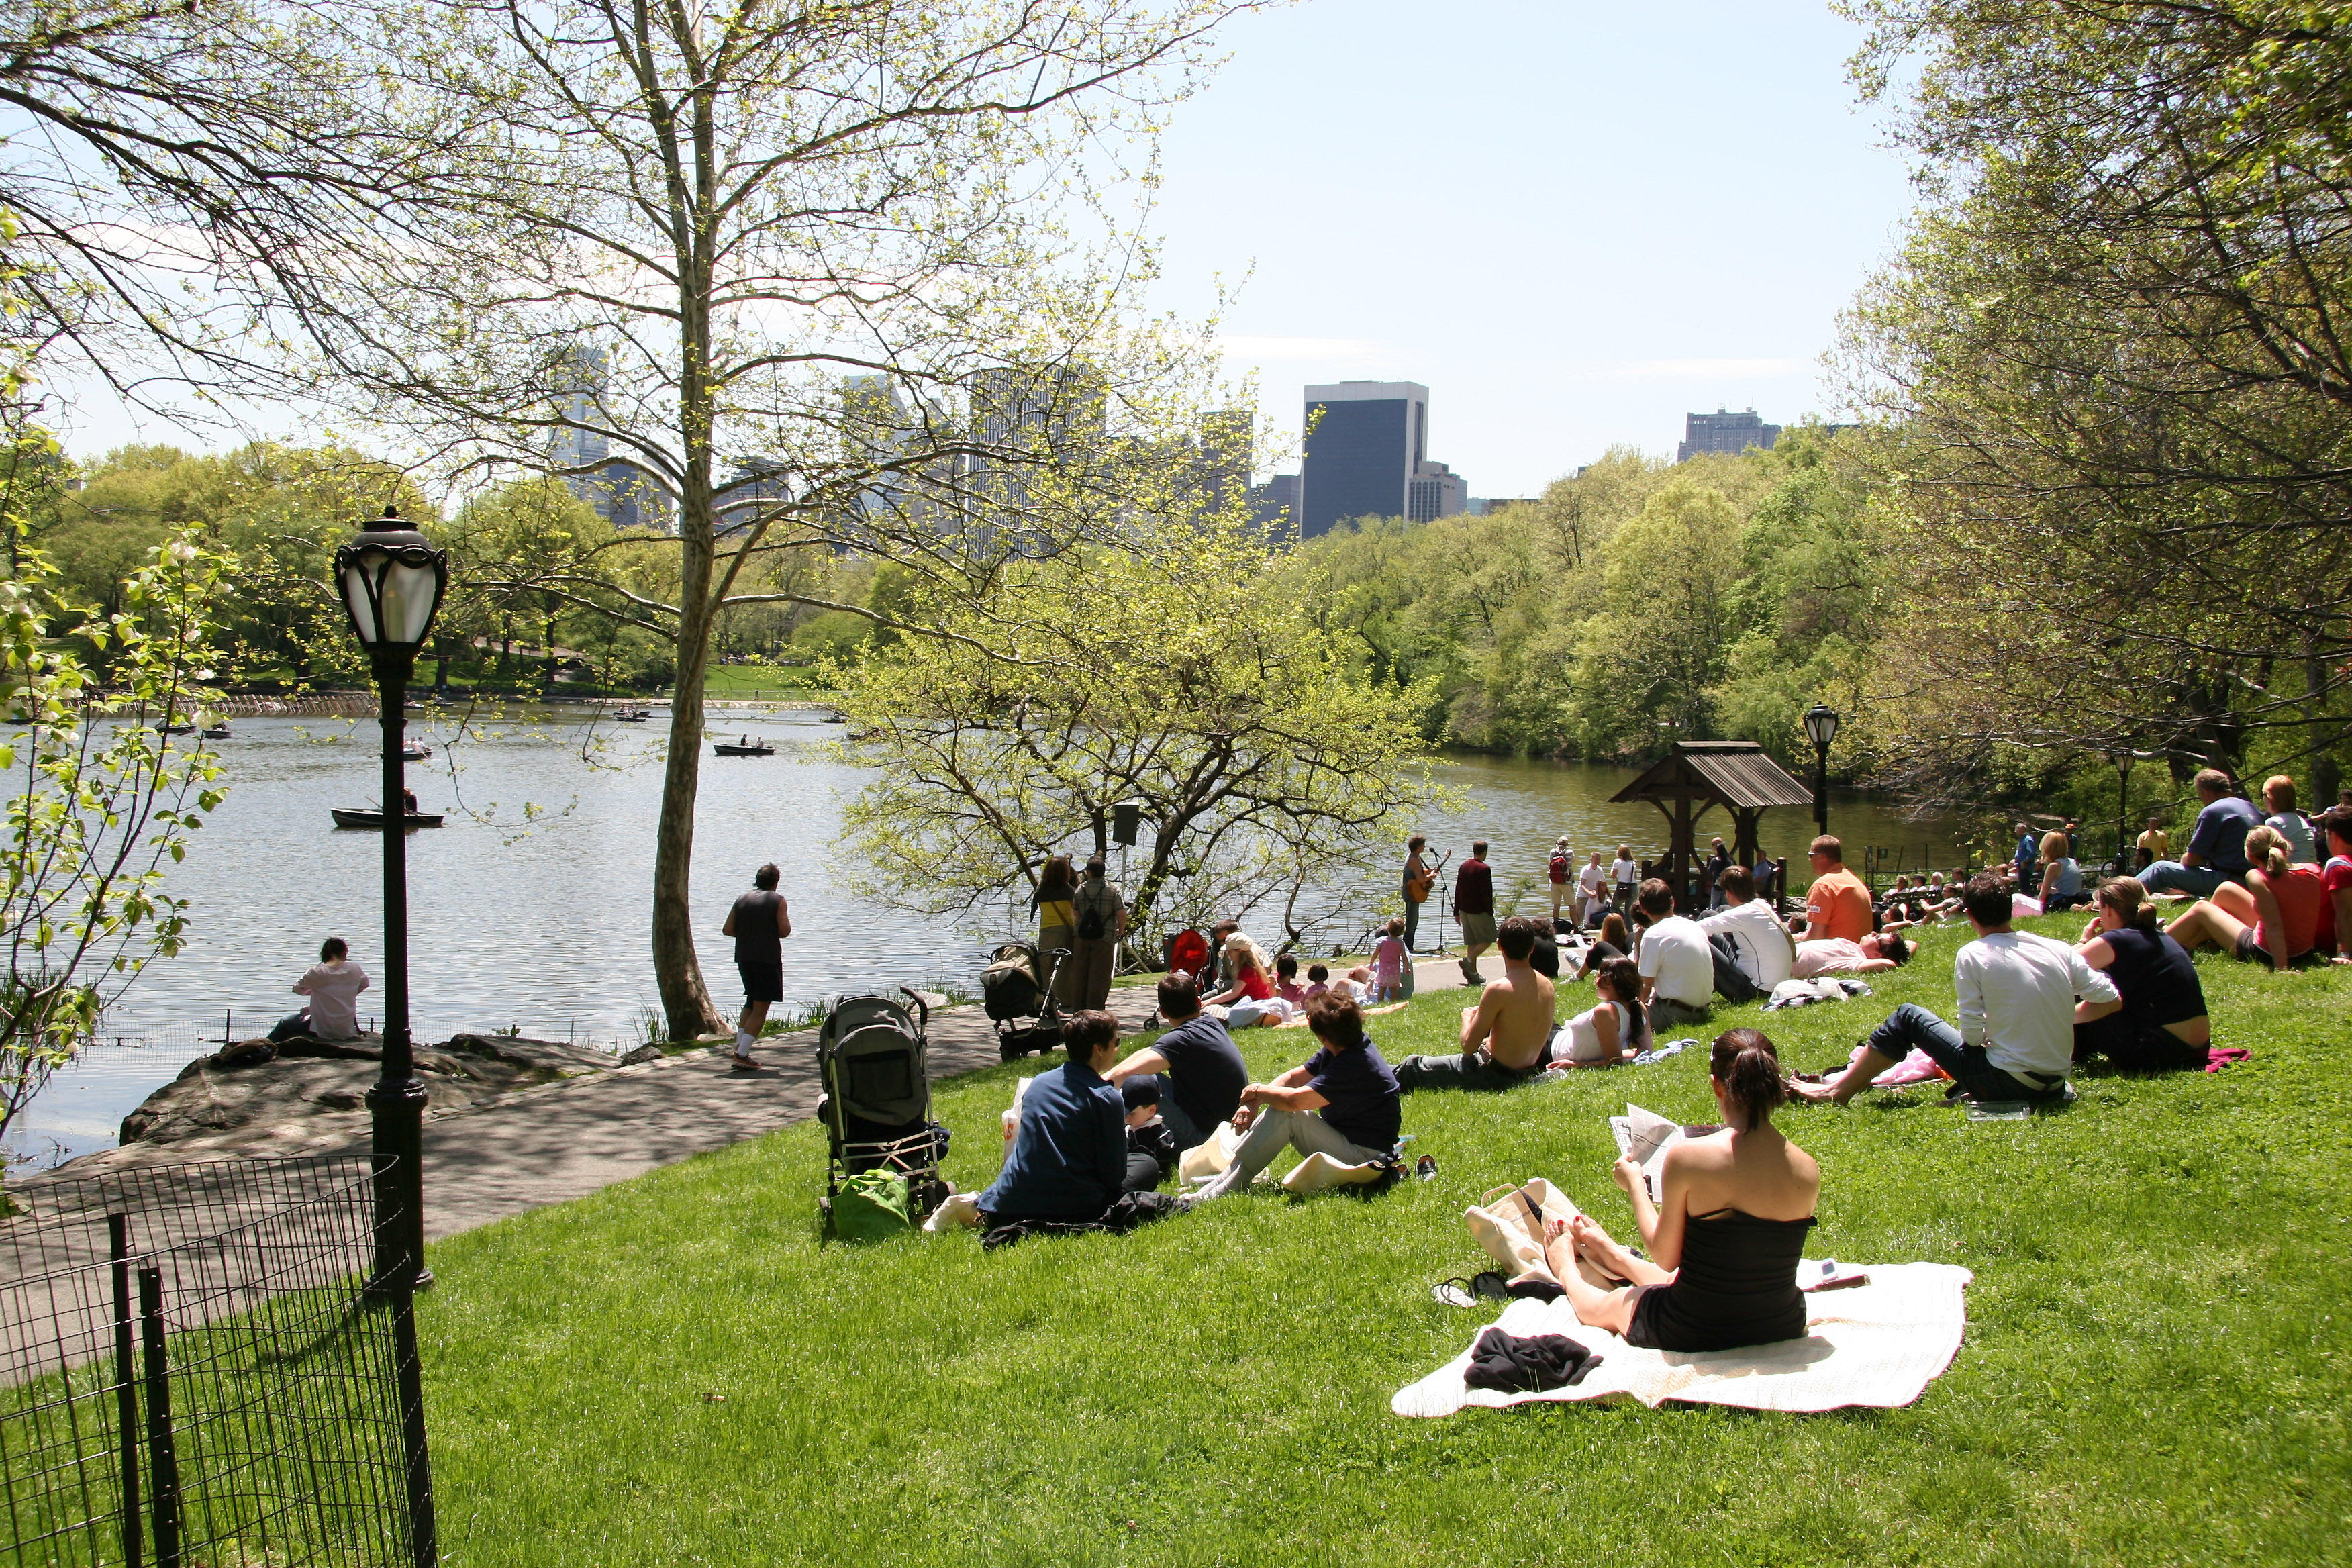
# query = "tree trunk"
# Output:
<box><xmin>652</xmin><ymin>463</ymin><xmax>724</xmax><ymax>1040</ymax></box>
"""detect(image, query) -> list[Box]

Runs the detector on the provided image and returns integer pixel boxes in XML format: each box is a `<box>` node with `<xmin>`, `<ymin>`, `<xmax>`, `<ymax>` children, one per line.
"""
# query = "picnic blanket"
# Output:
<box><xmin>1392</xmin><ymin>1262</ymin><xmax>1973</xmax><ymax>1416</ymax></box>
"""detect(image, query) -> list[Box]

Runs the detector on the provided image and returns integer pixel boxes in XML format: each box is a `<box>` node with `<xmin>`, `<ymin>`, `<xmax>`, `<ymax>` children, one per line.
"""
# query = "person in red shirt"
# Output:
<box><xmin>1454</xmin><ymin>840</ymin><xmax>1496</xmax><ymax>983</ymax></box>
<box><xmin>1789</xmin><ymin>835</ymin><xmax>1873</xmax><ymax>944</ymax></box>
<box><xmin>2167</xmin><ymin>824</ymin><xmax>2330</xmax><ymax>971</ymax></box>
<box><xmin>2320</xmin><ymin>807</ymin><xmax>2352</xmax><ymax>961</ymax></box>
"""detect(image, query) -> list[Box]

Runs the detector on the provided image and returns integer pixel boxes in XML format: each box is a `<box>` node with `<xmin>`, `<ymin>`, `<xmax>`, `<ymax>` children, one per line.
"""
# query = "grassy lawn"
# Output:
<box><xmin>415</xmin><ymin>915</ymin><xmax>2350</xmax><ymax>1566</ymax></box>
<box><xmin>698</xmin><ymin>663</ymin><xmax>836</xmax><ymax>698</ymax></box>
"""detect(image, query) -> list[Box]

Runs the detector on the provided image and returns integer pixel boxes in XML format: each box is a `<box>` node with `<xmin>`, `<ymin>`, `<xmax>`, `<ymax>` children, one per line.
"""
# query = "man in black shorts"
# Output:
<box><xmin>721</xmin><ymin>863</ymin><xmax>791</xmax><ymax>1068</ymax></box>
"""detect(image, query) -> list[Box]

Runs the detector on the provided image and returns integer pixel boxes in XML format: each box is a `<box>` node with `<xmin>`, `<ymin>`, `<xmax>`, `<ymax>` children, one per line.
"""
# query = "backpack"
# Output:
<box><xmin>1075</xmin><ymin>879</ymin><xmax>1116</xmax><ymax>942</ymax></box>
<box><xmin>833</xmin><ymin>1169</ymin><xmax>912</xmax><ymax>1241</ymax></box>
<box><xmin>1549</xmin><ymin>853</ymin><xmax>1570</xmax><ymax>881</ymax></box>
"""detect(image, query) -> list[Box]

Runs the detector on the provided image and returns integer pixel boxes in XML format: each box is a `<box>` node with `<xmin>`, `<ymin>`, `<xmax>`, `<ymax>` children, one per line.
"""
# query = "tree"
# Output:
<box><xmin>1</xmin><ymin>510</ymin><xmax>230</xmax><ymax>1173</ymax></box>
<box><xmin>148</xmin><ymin>0</ymin><xmax>1257</xmax><ymax>1038</ymax></box>
<box><xmin>1839</xmin><ymin>0</ymin><xmax>2352</xmax><ymax>797</ymax></box>
<box><xmin>834</xmin><ymin>513</ymin><xmax>1438</xmax><ymax>955</ymax></box>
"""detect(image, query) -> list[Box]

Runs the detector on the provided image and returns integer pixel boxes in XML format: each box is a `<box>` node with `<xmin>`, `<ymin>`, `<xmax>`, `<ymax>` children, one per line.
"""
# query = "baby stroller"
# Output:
<box><xmin>983</xmin><ymin>940</ymin><xmax>1069</xmax><ymax>1063</ymax></box>
<box><xmin>817</xmin><ymin>988</ymin><xmax>948</xmax><ymax>1233</ymax></box>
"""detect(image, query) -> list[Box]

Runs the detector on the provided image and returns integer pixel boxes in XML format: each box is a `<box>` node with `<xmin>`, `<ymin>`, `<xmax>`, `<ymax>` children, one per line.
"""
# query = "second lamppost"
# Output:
<box><xmin>333</xmin><ymin>507</ymin><xmax>448</xmax><ymax>1295</ymax></box>
<box><xmin>1803</xmin><ymin>703</ymin><xmax>1841</xmax><ymax>838</ymax></box>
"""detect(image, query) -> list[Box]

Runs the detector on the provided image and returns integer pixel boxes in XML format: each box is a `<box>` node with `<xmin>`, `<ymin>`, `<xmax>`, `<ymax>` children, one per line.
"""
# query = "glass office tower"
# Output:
<box><xmin>1301</xmin><ymin>381</ymin><xmax>1427</xmax><ymax>537</ymax></box>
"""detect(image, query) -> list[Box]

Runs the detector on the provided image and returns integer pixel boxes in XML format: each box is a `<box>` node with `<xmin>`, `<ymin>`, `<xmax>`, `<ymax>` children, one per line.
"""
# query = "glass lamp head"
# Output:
<box><xmin>336</xmin><ymin>507</ymin><xmax>448</xmax><ymax>655</ymax></box>
<box><xmin>1802</xmin><ymin>703</ymin><xmax>1841</xmax><ymax>752</ymax></box>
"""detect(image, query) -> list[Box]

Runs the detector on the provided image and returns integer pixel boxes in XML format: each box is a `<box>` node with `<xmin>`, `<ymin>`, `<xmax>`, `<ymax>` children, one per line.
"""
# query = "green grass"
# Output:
<box><xmin>415</xmin><ymin>915</ymin><xmax>2351</xmax><ymax>1566</ymax></box>
<box><xmin>697</xmin><ymin>663</ymin><xmax>836</xmax><ymax>698</ymax></box>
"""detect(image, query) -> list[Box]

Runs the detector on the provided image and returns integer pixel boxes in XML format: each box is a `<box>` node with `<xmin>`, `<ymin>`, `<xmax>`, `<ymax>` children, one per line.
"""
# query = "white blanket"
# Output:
<box><xmin>1392</xmin><ymin>1262</ymin><xmax>1973</xmax><ymax>1416</ymax></box>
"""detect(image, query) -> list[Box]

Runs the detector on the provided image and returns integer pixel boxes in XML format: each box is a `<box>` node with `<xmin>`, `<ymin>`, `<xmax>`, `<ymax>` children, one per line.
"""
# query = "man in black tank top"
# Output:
<box><xmin>721</xmin><ymin>863</ymin><xmax>791</xmax><ymax>1069</ymax></box>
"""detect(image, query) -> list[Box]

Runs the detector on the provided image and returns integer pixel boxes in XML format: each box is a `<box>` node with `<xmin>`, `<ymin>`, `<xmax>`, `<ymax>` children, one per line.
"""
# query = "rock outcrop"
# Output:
<box><xmin>117</xmin><ymin>1032</ymin><xmax>624</xmax><ymax>1148</ymax></box>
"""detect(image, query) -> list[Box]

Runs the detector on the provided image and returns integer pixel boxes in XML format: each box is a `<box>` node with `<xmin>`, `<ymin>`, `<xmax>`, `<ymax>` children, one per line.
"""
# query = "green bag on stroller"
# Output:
<box><xmin>832</xmin><ymin>1169</ymin><xmax>912</xmax><ymax>1241</ymax></box>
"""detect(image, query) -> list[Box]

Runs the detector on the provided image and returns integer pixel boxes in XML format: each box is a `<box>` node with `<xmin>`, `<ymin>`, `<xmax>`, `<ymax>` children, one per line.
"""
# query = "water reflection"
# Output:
<box><xmin>9</xmin><ymin>714</ymin><xmax>1968</xmax><ymax>1163</ymax></box>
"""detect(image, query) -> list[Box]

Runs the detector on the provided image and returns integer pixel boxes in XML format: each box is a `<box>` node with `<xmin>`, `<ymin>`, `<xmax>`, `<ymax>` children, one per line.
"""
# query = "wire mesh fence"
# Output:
<box><xmin>0</xmin><ymin>1156</ymin><xmax>428</xmax><ymax>1567</ymax></box>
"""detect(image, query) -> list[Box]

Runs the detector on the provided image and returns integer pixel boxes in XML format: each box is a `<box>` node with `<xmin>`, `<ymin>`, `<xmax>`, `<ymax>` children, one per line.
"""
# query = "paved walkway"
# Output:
<box><xmin>21</xmin><ymin>957</ymin><xmax>1491</xmax><ymax>1247</ymax></box>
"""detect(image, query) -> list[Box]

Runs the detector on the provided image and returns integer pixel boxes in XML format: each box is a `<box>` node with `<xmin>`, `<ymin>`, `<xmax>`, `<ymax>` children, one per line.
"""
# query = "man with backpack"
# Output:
<box><xmin>1548</xmin><ymin>836</ymin><xmax>1573</xmax><ymax>926</ymax></box>
<box><xmin>1070</xmin><ymin>856</ymin><xmax>1127</xmax><ymax>1010</ymax></box>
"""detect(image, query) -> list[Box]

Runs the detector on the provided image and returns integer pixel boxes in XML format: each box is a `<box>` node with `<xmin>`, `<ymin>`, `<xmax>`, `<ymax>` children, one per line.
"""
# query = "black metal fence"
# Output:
<box><xmin>0</xmin><ymin>1157</ymin><xmax>430</xmax><ymax>1567</ymax></box>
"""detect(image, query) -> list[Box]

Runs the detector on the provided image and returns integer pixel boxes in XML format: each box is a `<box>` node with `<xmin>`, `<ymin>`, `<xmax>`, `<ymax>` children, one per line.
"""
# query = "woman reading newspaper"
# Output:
<box><xmin>1540</xmin><ymin>1029</ymin><xmax>1821</xmax><ymax>1352</ymax></box>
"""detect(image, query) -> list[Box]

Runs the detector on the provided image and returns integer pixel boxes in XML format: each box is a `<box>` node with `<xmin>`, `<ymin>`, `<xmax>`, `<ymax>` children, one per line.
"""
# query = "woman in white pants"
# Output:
<box><xmin>1193</xmin><ymin>991</ymin><xmax>1402</xmax><ymax>1199</ymax></box>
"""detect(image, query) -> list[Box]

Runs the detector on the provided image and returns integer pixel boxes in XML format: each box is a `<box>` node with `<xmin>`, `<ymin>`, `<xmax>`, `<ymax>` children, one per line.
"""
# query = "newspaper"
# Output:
<box><xmin>1607</xmin><ymin>1103</ymin><xmax>1722</xmax><ymax>1202</ymax></box>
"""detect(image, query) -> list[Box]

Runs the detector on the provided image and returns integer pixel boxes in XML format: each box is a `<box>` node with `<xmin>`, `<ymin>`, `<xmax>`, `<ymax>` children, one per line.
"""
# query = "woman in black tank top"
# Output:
<box><xmin>1542</xmin><ymin>1028</ymin><xmax>1822</xmax><ymax>1354</ymax></box>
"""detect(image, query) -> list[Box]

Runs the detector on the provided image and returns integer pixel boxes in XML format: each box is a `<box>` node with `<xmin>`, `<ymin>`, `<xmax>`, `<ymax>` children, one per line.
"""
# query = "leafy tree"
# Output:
<box><xmin>1</xmin><ymin>514</ymin><xmax>230</xmax><ymax>1174</ymax></box>
<box><xmin>835</xmin><ymin>513</ymin><xmax>1438</xmax><ymax>955</ymax></box>
<box><xmin>1839</xmin><ymin>0</ymin><xmax>2352</xmax><ymax>799</ymax></box>
<box><xmin>149</xmin><ymin>0</ymin><xmax>1256</xmax><ymax>1037</ymax></box>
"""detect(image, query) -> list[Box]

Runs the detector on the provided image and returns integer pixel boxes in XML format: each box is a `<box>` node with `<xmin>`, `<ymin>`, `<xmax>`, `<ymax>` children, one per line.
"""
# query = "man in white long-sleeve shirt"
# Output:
<box><xmin>1699</xmin><ymin>863</ymin><xmax>1794</xmax><ymax>993</ymax></box>
<box><xmin>1792</xmin><ymin>873</ymin><xmax>2120</xmax><ymax>1106</ymax></box>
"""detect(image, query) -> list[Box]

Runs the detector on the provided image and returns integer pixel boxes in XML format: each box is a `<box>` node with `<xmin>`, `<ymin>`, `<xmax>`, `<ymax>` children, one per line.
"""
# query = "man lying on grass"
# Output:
<box><xmin>1542</xmin><ymin>1029</ymin><xmax>1820</xmax><ymax>1352</ymax></box>
<box><xmin>1791</xmin><ymin>873</ymin><xmax>2119</xmax><ymax>1107</ymax></box>
<box><xmin>1191</xmin><ymin>991</ymin><xmax>1402</xmax><ymax>1200</ymax></box>
<box><xmin>1393</xmin><ymin>915</ymin><xmax>1557</xmax><ymax>1091</ymax></box>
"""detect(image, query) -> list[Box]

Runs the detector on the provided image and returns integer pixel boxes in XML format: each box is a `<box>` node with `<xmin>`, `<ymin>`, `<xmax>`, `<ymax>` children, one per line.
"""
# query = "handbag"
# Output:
<box><xmin>1462</xmin><ymin>1178</ymin><xmax>1618</xmax><ymax>1288</ymax></box>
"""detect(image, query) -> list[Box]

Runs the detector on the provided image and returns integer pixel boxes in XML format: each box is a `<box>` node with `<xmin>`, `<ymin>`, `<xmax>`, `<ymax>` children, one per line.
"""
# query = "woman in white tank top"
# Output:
<box><xmin>1560</xmin><ymin>959</ymin><xmax>1645</xmax><ymax>1067</ymax></box>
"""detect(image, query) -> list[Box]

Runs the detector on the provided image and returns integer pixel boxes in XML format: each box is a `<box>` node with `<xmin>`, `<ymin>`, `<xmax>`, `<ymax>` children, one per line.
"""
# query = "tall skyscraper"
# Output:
<box><xmin>1678</xmin><ymin>407</ymin><xmax>1782</xmax><ymax>462</ymax></box>
<box><xmin>1299</xmin><ymin>381</ymin><xmax>1467</xmax><ymax>534</ymax></box>
<box><xmin>1301</xmin><ymin>381</ymin><xmax>1424</xmax><ymax>537</ymax></box>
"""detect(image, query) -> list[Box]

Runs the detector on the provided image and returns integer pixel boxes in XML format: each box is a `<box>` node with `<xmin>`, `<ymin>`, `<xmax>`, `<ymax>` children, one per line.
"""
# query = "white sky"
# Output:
<box><xmin>1153</xmin><ymin>0</ymin><xmax>1918</xmax><ymax>495</ymax></box>
<box><xmin>47</xmin><ymin>1</ymin><xmax>1919</xmax><ymax>499</ymax></box>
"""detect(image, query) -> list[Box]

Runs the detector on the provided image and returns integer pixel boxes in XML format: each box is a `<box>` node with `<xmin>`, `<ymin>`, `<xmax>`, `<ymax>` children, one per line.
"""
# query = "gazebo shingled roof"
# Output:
<box><xmin>1610</xmin><ymin>741</ymin><xmax>1814</xmax><ymax>904</ymax></box>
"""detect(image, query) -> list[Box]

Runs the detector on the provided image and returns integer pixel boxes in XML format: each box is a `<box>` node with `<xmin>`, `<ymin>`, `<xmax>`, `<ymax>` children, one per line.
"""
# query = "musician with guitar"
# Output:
<box><xmin>1402</xmin><ymin>835</ymin><xmax>1445</xmax><ymax>951</ymax></box>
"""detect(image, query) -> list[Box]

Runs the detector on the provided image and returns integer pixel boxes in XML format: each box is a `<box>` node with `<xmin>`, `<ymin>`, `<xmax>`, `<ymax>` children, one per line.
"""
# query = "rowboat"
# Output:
<box><xmin>201</xmin><ymin>725</ymin><xmax>232</xmax><ymax>739</ymax></box>
<box><xmin>712</xmin><ymin>735</ymin><xmax>773</xmax><ymax>756</ymax></box>
<box><xmin>158</xmin><ymin>723</ymin><xmax>196</xmax><ymax>736</ymax></box>
<box><xmin>401</xmin><ymin>742</ymin><xmax>433</xmax><ymax>761</ymax></box>
<box><xmin>613</xmin><ymin>707</ymin><xmax>652</xmax><ymax>722</ymax></box>
<box><xmin>331</xmin><ymin>808</ymin><xmax>445</xmax><ymax>830</ymax></box>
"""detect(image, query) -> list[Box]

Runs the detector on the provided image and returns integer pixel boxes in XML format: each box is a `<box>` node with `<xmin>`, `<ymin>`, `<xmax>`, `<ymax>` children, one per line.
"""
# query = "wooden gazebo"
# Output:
<box><xmin>1610</xmin><ymin>741</ymin><xmax>1816</xmax><ymax>907</ymax></box>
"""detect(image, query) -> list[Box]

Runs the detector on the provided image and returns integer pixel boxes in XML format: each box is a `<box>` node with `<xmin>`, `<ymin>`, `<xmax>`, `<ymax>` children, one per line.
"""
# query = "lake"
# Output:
<box><xmin>7</xmin><ymin>708</ymin><xmax>1971</xmax><ymax>1165</ymax></box>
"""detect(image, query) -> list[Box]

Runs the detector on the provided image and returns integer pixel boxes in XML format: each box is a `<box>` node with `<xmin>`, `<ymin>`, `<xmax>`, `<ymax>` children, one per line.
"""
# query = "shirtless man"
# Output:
<box><xmin>1392</xmin><ymin>916</ymin><xmax>1557</xmax><ymax>1092</ymax></box>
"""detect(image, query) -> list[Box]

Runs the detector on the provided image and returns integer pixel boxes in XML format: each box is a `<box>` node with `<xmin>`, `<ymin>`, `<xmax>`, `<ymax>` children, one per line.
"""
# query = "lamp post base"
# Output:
<box><xmin>366</xmin><ymin>1076</ymin><xmax>433</xmax><ymax>1297</ymax></box>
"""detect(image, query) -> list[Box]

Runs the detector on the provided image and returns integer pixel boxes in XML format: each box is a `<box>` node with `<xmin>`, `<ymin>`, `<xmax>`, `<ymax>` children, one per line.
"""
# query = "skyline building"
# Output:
<box><xmin>546</xmin><ymin>342</ymin><xmax>672</xmax><ymax>532</ymax></box>
<box><xmin>1249</xmin><ymin>472</ymin><xmax>1301</xmax><ymax>534</ymax></box>
<box><xmin>1407</xmin><ymin>460</ymin><xmax>1467</xmax><ymax>523</ymax></box>
<box><xmin>1678</xmin><ymin>406</ymin><xmax>1782</xmax><ymax>462</ymax></box>
<box><xmin>1297</xmin><ymin>380</ymin><xmax>1469</xmax><ymax>535</ymax></box>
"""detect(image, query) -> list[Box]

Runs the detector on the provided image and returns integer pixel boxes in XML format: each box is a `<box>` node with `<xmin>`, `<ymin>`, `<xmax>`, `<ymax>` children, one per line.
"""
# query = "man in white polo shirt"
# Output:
<box><xmin>1632</xmin><ymin>879</ymin><xmax>1713</xmax><ymax>1030</ymax></box>
<box><xmin>1792</xmin><ymin>873</ymin><xmax>2119</xmax><ymax>1106</ymax></box>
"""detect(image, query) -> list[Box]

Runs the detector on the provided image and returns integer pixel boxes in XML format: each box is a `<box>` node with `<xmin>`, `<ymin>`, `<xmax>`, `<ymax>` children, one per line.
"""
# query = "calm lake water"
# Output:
<box><xmin>9</xmin><ymin>709</ymin><xmax>1970</xmax><ymax>1165</ymax></box>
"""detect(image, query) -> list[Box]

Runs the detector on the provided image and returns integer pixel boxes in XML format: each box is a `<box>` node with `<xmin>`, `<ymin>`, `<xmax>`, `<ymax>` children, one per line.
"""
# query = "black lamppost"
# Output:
<box><xmin>2110</xmin><ymin>750</ymin><xmax>2135</xmax><ymax>872</ymax></box>
<box><xmin>334</xmin><ymin>507</ymin><xmax>443</xmax><ymax>1567</ymax></box>
<box><xmin>1802</xmin><ymin>703</ymin><xmax>1840</xmax><ymax>838</ymax></box>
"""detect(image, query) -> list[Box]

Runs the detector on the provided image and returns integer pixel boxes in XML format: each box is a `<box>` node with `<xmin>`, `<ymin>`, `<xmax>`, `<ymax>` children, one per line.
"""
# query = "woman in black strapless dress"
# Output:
<box><xmin>1542</xmin><ymin>1028</ymin><xmax>1821</xmax><ymax>1353</ymax></box>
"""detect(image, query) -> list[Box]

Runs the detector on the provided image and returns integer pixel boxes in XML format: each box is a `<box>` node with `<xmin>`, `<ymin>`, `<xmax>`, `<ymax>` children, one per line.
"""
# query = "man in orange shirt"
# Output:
<box><xmin>1789</xmin><ymin>834</ymin><xmax>1874</xmax><ymax>944</ymax></box>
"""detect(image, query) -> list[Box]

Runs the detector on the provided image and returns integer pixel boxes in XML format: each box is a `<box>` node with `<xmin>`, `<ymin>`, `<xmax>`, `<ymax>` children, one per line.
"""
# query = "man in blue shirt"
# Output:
<box><xmin>1192</xmin><ymin>991</ymin><xmax>1402</xmax><ymax>1200</ymax></box>
<box><xmin>2139</xmin><ymin>769</ymin><xmax>2261</xmax><ymax>899</ymax></box>
<box><xmin>977</xmin><ymin>1010</ymin><xmax>1132</xmax><ymax>1226</ymax></box>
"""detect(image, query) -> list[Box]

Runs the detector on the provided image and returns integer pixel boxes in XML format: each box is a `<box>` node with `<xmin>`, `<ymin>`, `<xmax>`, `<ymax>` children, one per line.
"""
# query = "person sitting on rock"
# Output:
<box><xmin>271</xmin><ymin>937</ymin><xmax>370</xmax><ymax>1043</ymax></box>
